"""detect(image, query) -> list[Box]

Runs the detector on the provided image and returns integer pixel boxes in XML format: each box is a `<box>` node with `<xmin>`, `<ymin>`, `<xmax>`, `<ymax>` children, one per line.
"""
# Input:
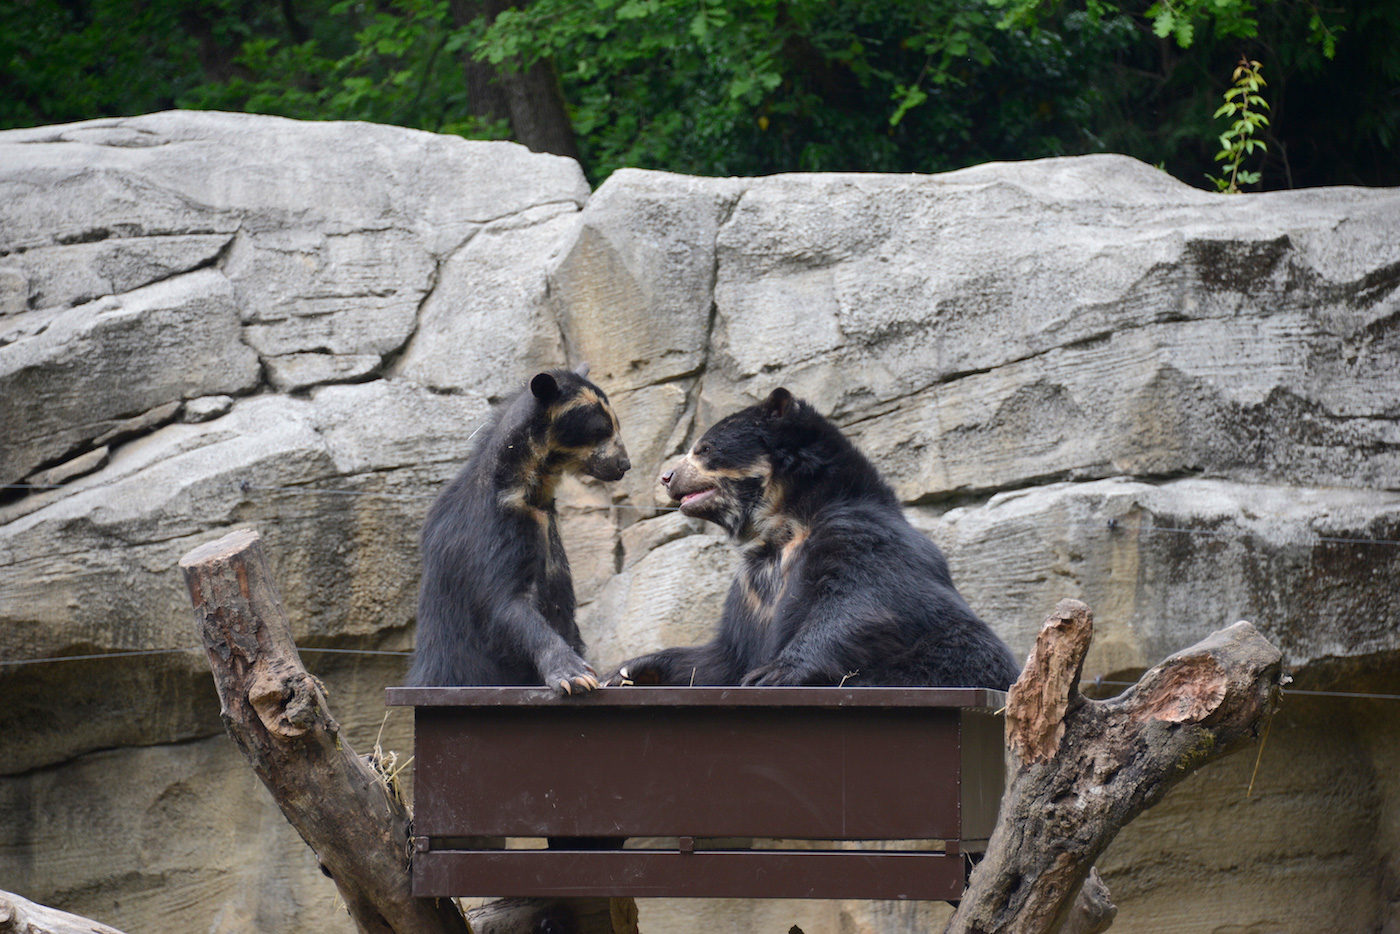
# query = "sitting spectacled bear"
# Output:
<box><xmin>407</xmin><ymin>365</ymin><xmax>631</xmax><ymax>695</ymax></box>
<box><xmin>610</xmin><ymin>388</ymin><xmax>1019</xmax><ymax>690</ymax></box>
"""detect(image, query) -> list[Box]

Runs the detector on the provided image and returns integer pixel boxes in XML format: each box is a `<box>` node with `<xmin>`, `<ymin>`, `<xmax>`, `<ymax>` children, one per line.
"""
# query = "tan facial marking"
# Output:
<box><xmin>553</xmin><ymin>389</ymin><xmax>601</xmax><ymax>417</ymax></box>
<box><xmin>687</xmin><ymin>457</ymin><xmax>772</xmax><ymax>483</ymax></box>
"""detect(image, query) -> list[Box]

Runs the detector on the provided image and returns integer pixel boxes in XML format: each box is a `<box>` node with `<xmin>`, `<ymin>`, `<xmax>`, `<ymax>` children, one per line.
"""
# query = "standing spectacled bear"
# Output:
<box><xmin>610</xmin><ymin>388</ymin><xmax>1019</xmax><ymax>690</ymax></box>
<box><xmin>407</xmin><ymin>365</ymin><xmax>631</xmax><ymax>695</ymax></box>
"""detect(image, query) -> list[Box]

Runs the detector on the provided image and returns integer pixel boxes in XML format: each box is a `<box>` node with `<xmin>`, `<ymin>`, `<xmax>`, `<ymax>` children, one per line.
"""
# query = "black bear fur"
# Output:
<box><xmin>610</xmin><ymin>388</ymin><xmax>1019</xmax><ymax>690</ymax></box>
<box><xmin>406</xmin><ymin>365</ymin><xmax>630</xmax><ymax>694</ymax></box>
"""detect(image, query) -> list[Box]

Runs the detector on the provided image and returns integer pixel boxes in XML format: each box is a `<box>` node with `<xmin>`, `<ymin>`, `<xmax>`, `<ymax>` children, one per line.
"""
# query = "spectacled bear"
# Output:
<box><xmin>609</xmin><ymin>388</ymin><xmax>1019</xmax><ymax>690</ymax></box>
<box><xmin>407</xmin><ymin>365</ymin><xmax>631</xmax><ymax>695</ymax></box>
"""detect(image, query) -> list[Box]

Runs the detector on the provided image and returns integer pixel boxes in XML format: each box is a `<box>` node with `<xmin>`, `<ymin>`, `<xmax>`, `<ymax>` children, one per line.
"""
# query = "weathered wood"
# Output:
<box><xmin>0</xmin><ymin>889</ymin><xmax>129</xmax><ymax>934</ymax></box>
<box><xmin>179</xmin><ymin>529</ymin><xmax>470</xmax><ymax>934</ymax></box>
<box><xmin>180</xmin><ymin>528</ymin><xmax>638</xmax><ymax>934</ymax></box>
<box><xmin>946</xmin><ymin>598</ymin><xmax>1284</xmax><ymax>934</ymax></box>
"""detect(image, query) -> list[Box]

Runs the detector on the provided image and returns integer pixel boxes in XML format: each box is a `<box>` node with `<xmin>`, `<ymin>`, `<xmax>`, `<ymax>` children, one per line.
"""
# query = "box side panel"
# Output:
<box><xmin>413</xmin><ymin>849</ymin><xmax>968</xmax><ymax>900</ymax></box>
<box><xmin>958</xmin><ymin>708</ymin><xmax>1006</xmax><ymax>843</ymax></box>
<box><xmin>413</xmin><ymin>705</ymin><xmax>964</xmax><ymax>840</ymax></box>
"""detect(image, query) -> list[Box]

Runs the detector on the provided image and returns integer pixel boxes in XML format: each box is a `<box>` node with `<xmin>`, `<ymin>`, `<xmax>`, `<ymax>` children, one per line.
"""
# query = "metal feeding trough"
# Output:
<box><xmin>385</xmin><ymin>685</ymin><xmax>1006</xmax><ymax>900</ymax></box>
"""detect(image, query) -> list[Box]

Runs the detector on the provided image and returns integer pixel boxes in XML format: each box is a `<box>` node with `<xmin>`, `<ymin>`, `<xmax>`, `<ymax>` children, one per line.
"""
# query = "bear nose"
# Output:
<box><xmin>661</xmin><ymin>469</ymin><xmax>674</xmax><ymax>487</ymax></box>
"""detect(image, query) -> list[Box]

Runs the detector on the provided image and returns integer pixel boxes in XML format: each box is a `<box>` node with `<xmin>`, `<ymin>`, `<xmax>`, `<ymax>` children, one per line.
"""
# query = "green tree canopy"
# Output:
<box><xmin>2</xmin><ymin>0</ymin><xmax>1396</xmax><ymax>189</ymax></box>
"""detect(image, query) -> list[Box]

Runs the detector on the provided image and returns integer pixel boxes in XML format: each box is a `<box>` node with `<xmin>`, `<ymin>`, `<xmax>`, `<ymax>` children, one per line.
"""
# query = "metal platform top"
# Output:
<box><xmin>387</xmin><ymin>684</ymin><xmax>1007</xmax><ymax>709</ymax></box>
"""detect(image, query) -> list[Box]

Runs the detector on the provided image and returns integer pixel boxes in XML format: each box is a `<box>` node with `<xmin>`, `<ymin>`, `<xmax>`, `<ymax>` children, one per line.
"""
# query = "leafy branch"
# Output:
<box><xmin>1206</xmin><ymin>56</ymin><xmax>1270</xmax><ymax>193</ymax></box>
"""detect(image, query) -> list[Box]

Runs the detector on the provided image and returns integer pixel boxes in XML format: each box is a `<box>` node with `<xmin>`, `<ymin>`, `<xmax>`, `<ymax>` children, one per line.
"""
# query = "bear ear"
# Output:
<box><xmin>574</xmin><ymin>361</ymin><xmax>591</xmax><ymax>378</ymax></box>
<box><xmin>762</xmin><ymin>387</ymin><xmax>795</xmax><ymax>420</ymax></box>
<box><xmin>530</xmin><ymin>372</ymin><xmax>562</xmax><ymax>404</ymax></box>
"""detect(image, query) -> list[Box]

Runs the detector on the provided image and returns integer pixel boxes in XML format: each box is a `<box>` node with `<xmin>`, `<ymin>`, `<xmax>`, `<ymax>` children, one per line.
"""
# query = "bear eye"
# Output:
<box><xmin>695</xmin><ymin>441</ymin><xmax>714</xmax><ymax>457</ymax></box>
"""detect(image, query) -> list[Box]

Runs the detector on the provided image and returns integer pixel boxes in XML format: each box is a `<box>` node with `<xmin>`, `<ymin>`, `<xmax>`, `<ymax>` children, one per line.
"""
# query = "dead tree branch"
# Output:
<box><xmin>946</xmin><ymin>598</ymin><xmax>1285</xmax><ymax>934</ymax></box>
<box><xmin>180</xmin><ymin>528</ymin><xmax>638</xmax><ymax>934</ymax></box>
<box><xmin>0</xmin><ymin>889</ymin><xmax>130</xmax><ymax>934</ymax></box>
<box><xmin>180</xmin><ymin>529</ymin><xmax>470</xmax><ymax>934</ymax></box>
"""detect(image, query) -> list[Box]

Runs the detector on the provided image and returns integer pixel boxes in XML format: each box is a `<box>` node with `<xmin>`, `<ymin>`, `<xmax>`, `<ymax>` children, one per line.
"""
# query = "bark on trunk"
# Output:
<box><xmin>180</xmin><ymin>528</ymin><xmax>637</xmax><ymax>934</ymax></box>
<box><xmin>449</xmin><ymin>0</ymin><xmax>580</xmax><ymax>161</ymax></box>
<box><xmin>946</xmin><ymin>598</ymin><xmax>1285</xmax><ymax>934</ymax></box>
<box><xmin>180</xmin><ymin>529</ymin><xmax>470</xmax><ymax>934</ymax></box>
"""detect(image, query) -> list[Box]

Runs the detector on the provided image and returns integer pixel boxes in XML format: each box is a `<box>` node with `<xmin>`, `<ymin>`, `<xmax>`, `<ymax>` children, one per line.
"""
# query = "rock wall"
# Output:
<box><xmin>1</xmin><ymin>111</ymin><xmax>1397</xmax><ymax>934</ymax></box>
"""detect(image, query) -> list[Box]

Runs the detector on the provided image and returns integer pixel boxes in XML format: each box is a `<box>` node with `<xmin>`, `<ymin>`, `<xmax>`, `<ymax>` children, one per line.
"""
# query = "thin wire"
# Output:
<box><xmin>300</xmin><ymin>647</ymin><xmax>411</xmax><ymax>656</ymax></box>
<box><xmin>1246</xmin><ymin>709</ymin><xmax>1274</xmax><ymax>797</ymax></box>
<box><xmin>8</xmin><ymin>481</ymin><xmax>1396</xmax><ymax>532</ymax></box>
<box><xmin>1279</xmin><ymin>687</ymin><xmax>1400</xmax><ymax>701</ymax></box>
<box><xmin>240</xmin><ymin>483</ymin><xmax>437</xmax><ymax>501</ymax></box>
<box><xmin>1087</xmin><ymin>679</ymin><xmax>1400</xmax><ymax>702</ymax></box>
<box><xmin>0</xmin><ymin>647</ymin><xmax>201</xmax><ymax>666</ymax></box>
<box><xmin>238</xmin><ymin>481</ymin><xmax>682</xmax><ymax>511</ymax></box>
<box><xmin>1009</xmin><ymin>517</ymin><xmax>1400</xmax><ymax>548</ymax></box>
<box><xmin>0</xmin><ymin>645</ymin><xmax>410</xmax><ymax>666</ymax></box>
<box><xmin>4</xmin><ymin>648</ymin><xmax>1398</xmax><ymax>703</ymax></box>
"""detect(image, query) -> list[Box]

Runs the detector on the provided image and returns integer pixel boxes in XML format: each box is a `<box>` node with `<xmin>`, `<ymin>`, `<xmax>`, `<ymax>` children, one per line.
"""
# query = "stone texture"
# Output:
<box><xmin>909</xmin><ymin>477</ymin><xmax>1400</xmax><ymax>678</ymax></box>
<box><xmin>389</xmin><ymin>203</ymin><xmax>579</xmax><ymax>399</ymax></box>
<box><xmin>0</xmin><ymin>110</ymin><xmax>589</xmax><ymax>487</ymax></box>
<box><xmin>548</xmin><ymin>171</ymin><xmax>742</xmax><ymax>393</ymax></box>
<box><xmin>180</xmin><ymin>395</ymin><xmax>233</xmax><ymax>422</ymax></box>
<box><xmin>265</xmin><ymin>352</ymin><xmax>382</xmax><ymax>392</ymax></box>
<box><xmin>706</xmin><ymin>160</ymin><xmax>1400</xmax><ymax>495</ymax></box>
<box><xmin>1096</xmin><ymin>685</ymin><xmax>1400</xmax><ymax>934</ymax></box>
<box><xmin>0</xmin><ymin>651</ymin><xmax>407</xmax><ymax>934</ymax></box>
<box><xmin>0</xmin><ymin>269</ymin><xmax>260</xmax><ymax>485</ymax></box>
<box><xmin>1</xmin><ymin>113</ymin><xmax>1398</xmax><ymax>934</ymax></box>
<box><xmin>23</xmin><ymin>445</ymin><xmax>110</xmax><ymax>487</ymax></box>
<box><xmin>93</xmin><ymin>400</ymin><xmax>182</xmax><ymax>447</ymax></box>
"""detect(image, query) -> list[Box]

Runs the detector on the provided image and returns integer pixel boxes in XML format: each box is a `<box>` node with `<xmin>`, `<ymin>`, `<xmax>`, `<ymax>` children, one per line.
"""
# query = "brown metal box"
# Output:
<box><xmin>385</xmin><ymin>685</ymin><xmax>1005</xmax><ymax>900</ymax></box>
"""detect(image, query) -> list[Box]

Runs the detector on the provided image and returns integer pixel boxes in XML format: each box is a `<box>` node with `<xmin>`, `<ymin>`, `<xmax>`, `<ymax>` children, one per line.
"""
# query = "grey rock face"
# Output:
<box><xmin>1</xmin><ymin>113</ymin><xmax>1397</xmax><ymax>934</ymax></box>
<box><xmin>0</xmin><ymin>269</ymin><xmax>260</xmax><ymax>485</ymax></box>
<box><xmin>0</xmin><ymin>111</ymin><xmax>588</xmax><ymax>486</ymax></box>
<box><xmin>708</xmin><ymin>160</ymin><xmax>1400</xmax><ymax>494</ymax></box>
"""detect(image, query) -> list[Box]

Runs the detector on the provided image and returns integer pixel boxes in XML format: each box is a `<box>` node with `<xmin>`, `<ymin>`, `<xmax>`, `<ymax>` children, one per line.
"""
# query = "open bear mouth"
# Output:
<box><xmin>677</xmin><ymin>487</ymin><xmax>718</xmax><ymax>512</ymax></box>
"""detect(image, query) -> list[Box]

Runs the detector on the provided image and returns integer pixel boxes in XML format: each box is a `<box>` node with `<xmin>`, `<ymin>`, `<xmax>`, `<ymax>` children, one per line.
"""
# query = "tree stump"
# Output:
<box><xmin>945</xmin><ymin>598</ymin><xmax>1285</xmax><ymax>934</ymax></box>
<box><xmin>180</xmin><ymin>528</ymin><xmax>638</xmax><ymax>934</ymax></box>
<box><xmin>180</xmin><ymin>529</ymin><xmax>471</xmax><ymax>934</ymax></box>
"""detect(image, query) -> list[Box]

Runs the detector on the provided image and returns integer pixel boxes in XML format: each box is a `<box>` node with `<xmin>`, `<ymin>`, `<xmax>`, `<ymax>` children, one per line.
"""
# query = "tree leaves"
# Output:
<box><xmin>1205</xmin><ymin>57</ymin><xmax>1270</xmax><ymax>192</ymax></box>
<box><xmin>3</xmin><ymin>0</ymin><xmax>1397</xmax><ymax>190</ymax></box>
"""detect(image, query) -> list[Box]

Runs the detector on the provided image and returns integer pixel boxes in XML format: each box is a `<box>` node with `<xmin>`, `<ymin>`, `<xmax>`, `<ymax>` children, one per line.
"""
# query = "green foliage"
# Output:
<box><xmin>993</xmin><ymin>0</ymin><xmax>1289</xmax><ymax>52</ymax></box>
<box><xmin>178</xmin><ymin>0</ymin><xmax>497</xmax><ymax>138</ymax></box>
<box><xmin>466</xmin><ymin>0</ymin><xmax>1138</xmax><ymax>180</ymax></box>
<box><xmin>2</xmin><ymin>0</ymin><xmax>1398</xmax><ymax>190</ymax></box>
<box><xmin>1206</xmin><ymin>57</ymin><xmax>1269</xmax><ymax>192</ymax></box>
<box><xmin>0</xmin><ymin>0</ymin><xmax>202</xmax><ymax>126</ymax></box>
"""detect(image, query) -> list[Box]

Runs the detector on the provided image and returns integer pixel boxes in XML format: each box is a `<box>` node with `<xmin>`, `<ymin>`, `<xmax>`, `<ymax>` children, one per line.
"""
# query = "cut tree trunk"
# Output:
<box><xmin>179</xmin><ymin>528</ymin><xmax>636</xmax><ymax>934</ymax></box>
<box><xmin>945</xmin><ymin>598</ymin><xmax>1285</xmax><ymax>934</ymax></box>
<box><xmin>180</xmin><ymin>529</ymin><xmax>470</xmax><ymax>934</ymax></box>
<box><xmin>0</xmin><ymin>889</ymin><xmax>130</xmax><ymax>934</ymax></box>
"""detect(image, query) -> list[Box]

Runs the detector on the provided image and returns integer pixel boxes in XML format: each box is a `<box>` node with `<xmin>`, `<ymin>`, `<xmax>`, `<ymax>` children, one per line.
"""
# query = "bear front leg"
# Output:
<box><xmin>738</xmin><ymin>659</ymin><xmax>806</xmax><ymax>686</ymax></box>
<box><xmin>497</xmin><ymin>599</ymin><xmax>599</xmax><ymax>696</ymax></box>
<box><xmin>606</xmin><ymin>645</ymin><xmax>720</xmax><ymax>686</ymax></box>
<box><xmin>538</xmin><ymin>645</ymin><xmax>600</xmax><ymax>696</ymax></box>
